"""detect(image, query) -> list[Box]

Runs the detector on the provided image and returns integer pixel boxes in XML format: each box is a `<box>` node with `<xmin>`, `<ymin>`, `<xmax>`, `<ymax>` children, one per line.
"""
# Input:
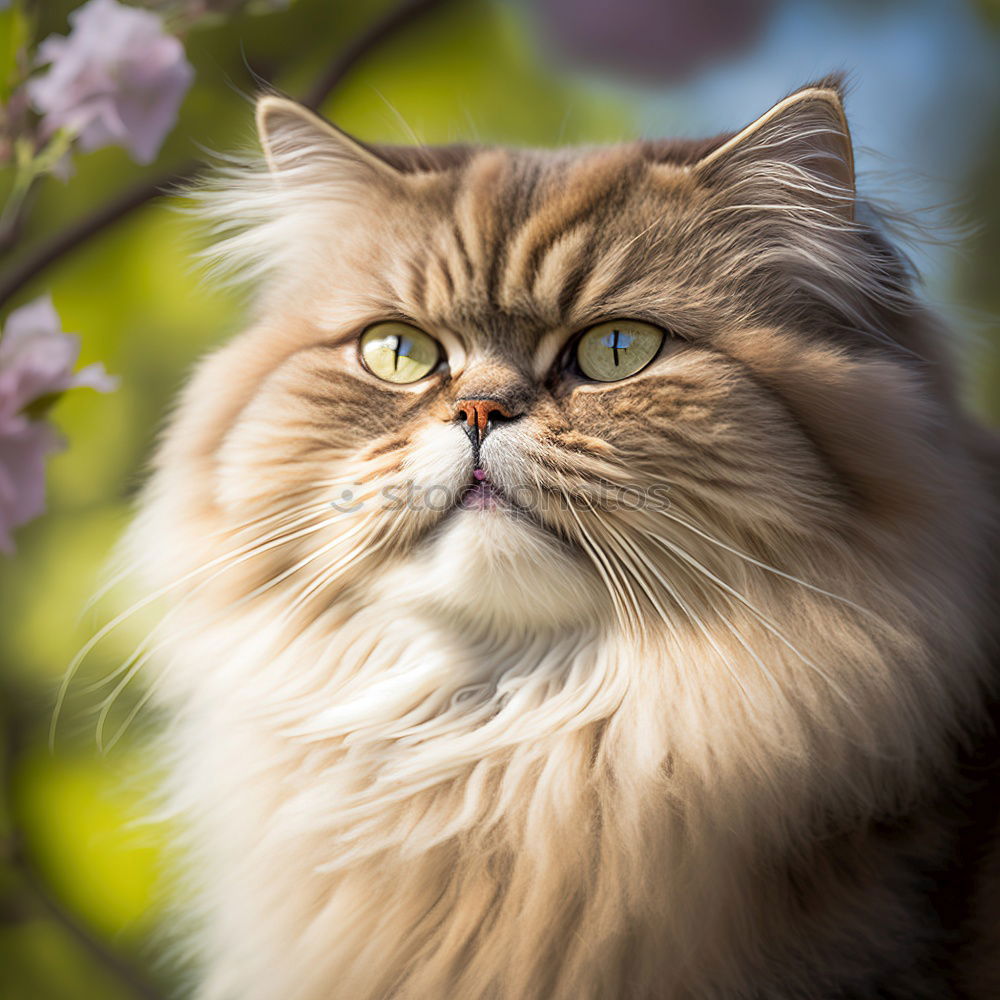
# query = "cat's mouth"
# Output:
<box><xmin>458</xmin><ymin>468</ymin><xmax>504</xmax><ymax>512</ymax></box>
<box><xmin>450</xmin><ymin>468</ymin><xmax>563</xmax><ymax>538</ymax></box>
<box><xmin>453</xmin><ymin>469</ymin><xmax>561</xmax><ymax>532</ymax></box>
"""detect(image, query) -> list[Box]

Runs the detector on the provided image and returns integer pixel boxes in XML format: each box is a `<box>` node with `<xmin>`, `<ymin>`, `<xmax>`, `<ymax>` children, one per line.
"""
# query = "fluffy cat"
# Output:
<box><xmin>127</xmin><ymin>77</ymin><xmax>1000</xmax><ymax>998</ymax></box>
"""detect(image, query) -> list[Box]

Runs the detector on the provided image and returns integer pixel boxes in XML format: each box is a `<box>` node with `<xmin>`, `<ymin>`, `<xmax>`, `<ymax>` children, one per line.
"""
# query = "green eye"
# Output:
<box><xmin>360</xmin><ymin>322</ymin><xmax>441</xmax><ymax>384</ymax></box>
<box><xmin>575</xmin><ymin>320</ymin><xmax>664</xmax><ymax>382</ymax></box>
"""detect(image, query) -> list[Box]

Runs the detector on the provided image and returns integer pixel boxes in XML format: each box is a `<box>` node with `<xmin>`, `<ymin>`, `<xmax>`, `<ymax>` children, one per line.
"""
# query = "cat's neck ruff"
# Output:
<box><xmin>163</xmin><ymin>577</ymin><xmax>980</xmax><ymax>1000</ymax></box>
<box><xmin>174</xmin><ymin>573</ymin><xmax>968</xmax><ymax>847</ymax></box>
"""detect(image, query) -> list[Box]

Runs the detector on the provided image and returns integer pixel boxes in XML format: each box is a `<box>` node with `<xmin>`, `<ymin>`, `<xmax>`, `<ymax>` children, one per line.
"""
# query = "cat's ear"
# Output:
<box><xmin>692</xmin><ymin>80</ymin><xmax>855</xmax><ymax>221</ymax></box>
<box><xmin>255</xmin><ymin>95</ymin><xmax>402</xmax><ymax>186</ymax></box>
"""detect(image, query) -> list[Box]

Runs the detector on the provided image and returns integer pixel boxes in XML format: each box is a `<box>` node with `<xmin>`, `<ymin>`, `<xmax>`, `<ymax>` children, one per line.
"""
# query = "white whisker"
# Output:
<box><xmin>646</xmin><ymin>533</ymin><xmax>854</xmax><ymax>706</ymax></box>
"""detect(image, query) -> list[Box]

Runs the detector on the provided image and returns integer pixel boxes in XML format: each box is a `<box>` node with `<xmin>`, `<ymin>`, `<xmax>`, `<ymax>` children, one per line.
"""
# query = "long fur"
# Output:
<box><xmin>121</xmin><ymin>80</ymin><xmax>999</xmax><ymax>998</ymax></box>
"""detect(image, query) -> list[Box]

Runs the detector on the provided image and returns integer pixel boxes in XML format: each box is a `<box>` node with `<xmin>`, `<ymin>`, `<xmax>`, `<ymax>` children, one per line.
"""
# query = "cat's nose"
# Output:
<box><xmin>453</xmin><ymin>397</ymin><xmax>517</xmax><ymax>445</ymax></box>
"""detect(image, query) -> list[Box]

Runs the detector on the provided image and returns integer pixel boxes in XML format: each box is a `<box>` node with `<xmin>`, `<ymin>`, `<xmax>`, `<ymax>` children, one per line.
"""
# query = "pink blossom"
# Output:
<box><xmin>26</xmin><ymin>0</ymin><xmax>194</xmax><ymax>165</ymax></box>
<box><xmin>0</xmin><ymin>297</ymin><xmax>117</xmax><ymax>553</ymax></box>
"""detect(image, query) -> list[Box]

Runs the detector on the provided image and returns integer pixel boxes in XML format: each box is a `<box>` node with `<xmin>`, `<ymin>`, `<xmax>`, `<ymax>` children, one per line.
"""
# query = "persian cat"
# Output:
<box><xmin>127</xmin><ymin>78</ymin><xmax>1000</xmax><ymax>998</ymax></box>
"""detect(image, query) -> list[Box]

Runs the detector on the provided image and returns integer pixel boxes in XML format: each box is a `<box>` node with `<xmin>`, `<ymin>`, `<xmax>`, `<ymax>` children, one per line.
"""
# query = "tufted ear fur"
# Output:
<box><xmin>255</xmin><ymin>95</ymin><xmax>404</xmax><ymax>188</ymax></box>
<box><xmin>692</xmin><ymin>79</ymin><xmax>856</xmax><ymax>221</ymax></box>
<box><xmin>187</xmin><ymin>96</ymin><xmax>414</xmax><ymax>289</ymax></box>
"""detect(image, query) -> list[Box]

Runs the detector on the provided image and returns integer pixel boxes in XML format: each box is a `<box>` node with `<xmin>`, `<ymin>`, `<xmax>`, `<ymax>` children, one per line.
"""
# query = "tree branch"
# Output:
<box><xmin>0</xmin><ymin>163</ymin><xmax>197</xmax><ymax>310</ymax></box>
<box><xmin>302</xmin><ymin>0</ymin><xmax>446</xmax><ymax>110</ymax></box>
<box><xmin>0</xmin><ymin>0</ymin><xmax>450</xmax><ymax>312</ymax></box>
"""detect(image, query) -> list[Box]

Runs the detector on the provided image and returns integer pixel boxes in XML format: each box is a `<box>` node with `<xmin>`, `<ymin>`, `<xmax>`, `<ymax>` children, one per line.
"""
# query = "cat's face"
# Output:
<box><xmin>178</xmin><ymin>83</ymin><xmax>950</xmax><ymax>635</ymax></box>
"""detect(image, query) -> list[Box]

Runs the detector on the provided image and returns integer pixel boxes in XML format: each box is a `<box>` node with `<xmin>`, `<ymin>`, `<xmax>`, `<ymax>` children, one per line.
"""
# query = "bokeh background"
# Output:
<box><xmin>1</xmin><ymin>0</ymin><xmax>998</xmax><ymax>996</ymax></box>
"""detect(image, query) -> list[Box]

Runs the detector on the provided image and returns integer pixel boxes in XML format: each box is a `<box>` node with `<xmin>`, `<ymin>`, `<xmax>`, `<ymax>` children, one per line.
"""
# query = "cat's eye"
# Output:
<box><xmin>359</xmin><ymin>322</ymin><xmax>441</xmax><ymax>384</ymax></box>
<box><xmin>575</xmin><ymin>320</ymin><xmax>664</xmax><ymax>382</ymax></box>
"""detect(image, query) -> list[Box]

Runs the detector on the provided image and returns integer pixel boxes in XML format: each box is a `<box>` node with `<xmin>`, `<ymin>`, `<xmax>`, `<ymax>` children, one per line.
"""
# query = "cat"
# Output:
<box><xmin>126</xmin><ymin>76</ymin><xmax>1000</xmax><ymax>998</ymax></box>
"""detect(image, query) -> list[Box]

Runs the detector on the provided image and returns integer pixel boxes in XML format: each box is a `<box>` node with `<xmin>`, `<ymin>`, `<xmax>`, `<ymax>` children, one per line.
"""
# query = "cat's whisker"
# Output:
<box><xmin>547</xmin><ymin>475</ymin><xmax>636</xmax><ymax>634</ymax></box>
<box><xmin>281</xmin><ymin>533</ymin><xmax>390</xmax><ymax>620</ymax></box>
<box><xmin>53</xmin><ymin>503</ymin><xmax>346</xmax><ymax>746</ymax></box>
<box><xmin>588</xmin><ymin>505</ymin><xmax>774</xmax><ymax>710</ymax></box>
<box><xmin>237</xmin><ymin>516</ymin><xmax>377</xmax><ymax>610</ymax></box>
<box><xmin>100</xmin><ymin>683</ymin><xmax>159</xmax><ymax>754</ymax></box>
<box><xmin>79</xmin><ymin>629</ymin><xmax>159</xmax><ymax>696</ymax></box>
<box><xmin>78</xmin><ymin>563</ymin><xmax>136</xmax><ymax>622</ymax></box>
<box><xmin>587</xmin><ymin>520</ymin><xmax>682</xmax><ymax>640</ymax></box>
<box><xmin>645</xmin><ymin>533</ymin><xmax>854</xmax><ymax>707</ymax></box>
<box><xmin>570</xmin><ymin>489</ymin><xmax>663</xmax><ymax>630</ymax></box>
<box><xmin>96</xmin><ymin>645</ymin><xmax>159</xmax><ymax>752</ymax></box>
<box><xmin>646</xmin><ymin>503</ymin><xmax>877</xmax><ymax>618</ymax></box>
<box><xmin>87</xmin><ymin>517</ymin><xmax>369</xmax><ymax>738</ymax></box>
<box><xmin>628</xmin><ymin>532</ymin><xmax>789</xmax><ymax>706</ymax></box>
<box><xmin>207</xmin><ymin>494</ymin><xmax>337</xmax><ymax>541</ymax></box>
<box><xmin>91</xmin><ymin>542</ymin><xmax>372</xmax><ymax>747</ymax></box>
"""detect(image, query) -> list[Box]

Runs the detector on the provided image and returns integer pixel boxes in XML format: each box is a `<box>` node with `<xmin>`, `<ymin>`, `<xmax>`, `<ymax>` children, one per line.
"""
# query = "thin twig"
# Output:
<box><xmin>0</xmin><ymin>163</ymin><xmax>197</xmax><ymax>310</ymax></box>
<box><xmin>0</xmin><ymin>0</ymin><xmax>450</xmax><ymax>312</ymax></box>
<box><xmin>303</xmin><ymin>0</ymin><xmax>446</xmax><ymax>110</ymax></box>
<box><xmin>0</xmin><ymin>176</ymin><xmax>38</xmax><ymax>257</ymax></box>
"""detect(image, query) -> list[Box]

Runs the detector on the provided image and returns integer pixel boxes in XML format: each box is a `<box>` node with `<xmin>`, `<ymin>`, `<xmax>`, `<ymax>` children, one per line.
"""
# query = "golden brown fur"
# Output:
<box><xmin>127</xmin><ymin>78</ymin><xmax>1000</xmax><ymax>998</ymax></box>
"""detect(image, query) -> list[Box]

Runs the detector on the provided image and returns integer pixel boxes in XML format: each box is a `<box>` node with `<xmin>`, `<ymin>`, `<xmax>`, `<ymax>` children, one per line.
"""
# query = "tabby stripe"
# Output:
<box><xmin>518</xmin><ymin>197</ymin><xmax>606</xmax><ymax>295</ymax></box>
<box><xmin>407</xmin><ymin>258</ymin><xmax>428</xmax><ymax>315</ymax></box>
<box><xmin>450</xmin><ymin>219</ymin><xmax>474</xmax><ymax>281</ymax></box>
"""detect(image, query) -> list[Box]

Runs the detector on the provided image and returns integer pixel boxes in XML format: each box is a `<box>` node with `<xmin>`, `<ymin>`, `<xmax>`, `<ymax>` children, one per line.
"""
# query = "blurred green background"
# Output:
<box><xmin>0</xmin><ymin>0</ymin><xmax>998</xmax><ymax>996</ymax></box>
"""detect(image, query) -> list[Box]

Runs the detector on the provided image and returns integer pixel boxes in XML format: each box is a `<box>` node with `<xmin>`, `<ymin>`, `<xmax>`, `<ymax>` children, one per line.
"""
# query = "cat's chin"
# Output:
<box><xmin>367</xmin><ymin>504</ymin><xmax>601</xmax><ymax>630</ymax></box>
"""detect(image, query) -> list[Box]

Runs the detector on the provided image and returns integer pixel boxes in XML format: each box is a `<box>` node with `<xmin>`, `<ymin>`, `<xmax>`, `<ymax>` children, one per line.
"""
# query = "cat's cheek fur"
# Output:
<box><xmin>715</xmin><ymin>326</ymin><xmax>970</xmax><ymax>525</ymax></box>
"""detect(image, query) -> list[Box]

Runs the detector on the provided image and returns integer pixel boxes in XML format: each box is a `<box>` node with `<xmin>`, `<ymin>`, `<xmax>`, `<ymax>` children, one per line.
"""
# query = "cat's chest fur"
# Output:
<box><xmin>168</xmin><ymin>598</ymin><xmax>961</xmax><ymax>1000</ymax></box>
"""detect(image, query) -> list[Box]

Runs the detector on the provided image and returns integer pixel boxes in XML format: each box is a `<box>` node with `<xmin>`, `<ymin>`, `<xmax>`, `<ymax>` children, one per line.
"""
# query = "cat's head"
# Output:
<box><xmin>146</xmin><ymin>78</ymin><xmax>972</xmax><ymax>639</ymax></box>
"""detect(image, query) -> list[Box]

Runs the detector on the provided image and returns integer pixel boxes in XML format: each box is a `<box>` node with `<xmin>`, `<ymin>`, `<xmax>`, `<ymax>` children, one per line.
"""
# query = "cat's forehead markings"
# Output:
<box><xmin>399</xmin><ymin>145</ymin><xmax>692</xmax><ymax>366</ymax></box>
<box><xmin>443</xmin><ymin>147</ymin><xmax>642</xmax><ymax>317</ymax></box>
